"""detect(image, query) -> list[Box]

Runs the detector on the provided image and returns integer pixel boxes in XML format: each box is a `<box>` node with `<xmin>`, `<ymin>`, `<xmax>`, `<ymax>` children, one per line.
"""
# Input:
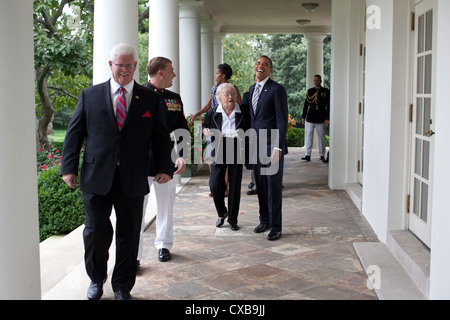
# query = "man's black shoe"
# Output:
<box><xmin>158</xmin><ymin>248</ymin><xmax>171</xmax><ymax>262</ymax></box>
<box><xmin>254</xmin><ymin>223</ymin><xmax>269</xmax><ymax>233</ymax></box>
<box><xmin>301</xmin><ymin>155</ymin><xmax>311</xmax><ymax>161</ymax></box>
<box><xmin>114</xmin><ymin>291</ymin><xmax>132</xmax><ymax>300</ymax></box>
<box><xmin>87</xmin><ymin>282</ymin><xmax>103</xmax><ymax>300</ymax></box>
<box><xmin>246</xmin><ymin>189</ymin><xmax>257</xmax><ymax>195</ymax></box>
<box><xmin>267</xmin><ymin>231</ymin><xmax>281</xmax><ymax>241</ymax></box>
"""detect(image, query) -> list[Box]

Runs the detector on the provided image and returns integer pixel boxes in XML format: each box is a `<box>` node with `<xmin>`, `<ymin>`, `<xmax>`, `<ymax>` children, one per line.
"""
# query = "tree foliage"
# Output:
<box><xmin>223</xmin><ymin>33</ymin><xmax>331</xmax><ymax>122</ymax></box>
<box><xmin>34</xmin><ymin>0</ymin><xmax>94</xmax><ymax>150</ymax></box>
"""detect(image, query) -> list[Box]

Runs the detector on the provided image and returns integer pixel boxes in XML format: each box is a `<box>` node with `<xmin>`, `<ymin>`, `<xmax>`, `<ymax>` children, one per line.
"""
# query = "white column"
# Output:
<box><xmin>93</xmin><ymin>0</ymin><xmax>139</xmax><ymax>85</ymax></box>
<box><xmin>304</xmin><ymin>33</ymin><xmax>326</xmax><ymax>150</ymax></box>
<box><xmin>148</xmin><ymin>0</ymin><xmax>180</xmax><ymax>92</ymax></box>
<box><xmin>329</xmin><ymin>0</ymin><xmax>351</xmax><ymax>190</ymax></box>
<box><xmin>214</xmin><ymin>33</ymin><xmax>225</xmax><ymax>68</ymax></box>
<box><xmin>179</xmin><ymin>1</ymin><xmax>203</xmax><ymax>116</ymax></box>
<box><xmin>201</xmin><ymin>19</ymin><xmax>216</xmax><ymax>105</ymax></box>
<box><xmin>304</xmin><ymin>34</ymin><xmax>326</xmax><ymax>88</ymax></box>
<box><xmin>0</xmin><ymin>0</ymin><xmax>41</xmax><ymax>299</ymax></box>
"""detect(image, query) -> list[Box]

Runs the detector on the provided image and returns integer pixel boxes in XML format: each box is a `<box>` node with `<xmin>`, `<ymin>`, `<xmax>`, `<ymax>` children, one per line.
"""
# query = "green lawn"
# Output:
<box><xmin>49</xmin><ymin>130</ymin><xmax>66</xmax><ymax>143</ymax></box>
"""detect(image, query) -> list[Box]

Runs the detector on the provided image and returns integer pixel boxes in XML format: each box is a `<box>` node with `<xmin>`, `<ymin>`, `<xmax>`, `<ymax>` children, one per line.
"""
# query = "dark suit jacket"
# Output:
<box><xmin>60</xmin><ymin>80</ymin><xmax>173</xmax><ymax>198</ymax></box>
<box><xmin>249</xmin><ymin>79</ymin><xmax>288</xmax><ymax>158</ymax></box>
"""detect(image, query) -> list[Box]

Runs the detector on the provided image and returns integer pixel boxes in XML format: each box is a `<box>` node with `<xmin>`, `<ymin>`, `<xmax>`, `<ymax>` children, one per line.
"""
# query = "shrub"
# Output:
<box><xmin>38</xmin><ymin>164</ymin><xmax>85</xmax><ymax>242</ymax></box>
<box><xmin>287</xmin><ymin>128</ymin><xmax>305</xmax><ymax>147</ymax></box>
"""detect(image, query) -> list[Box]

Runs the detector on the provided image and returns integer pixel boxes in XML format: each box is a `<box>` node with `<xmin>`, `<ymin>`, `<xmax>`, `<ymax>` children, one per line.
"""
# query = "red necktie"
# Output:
<box><xmin>116</xmin><ymin>87</ymin><xmax>127</xmax><ymax>130</ymax></box>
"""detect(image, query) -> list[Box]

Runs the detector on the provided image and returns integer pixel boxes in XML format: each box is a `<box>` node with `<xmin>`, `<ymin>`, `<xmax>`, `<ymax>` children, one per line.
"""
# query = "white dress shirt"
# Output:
<box><xmin>216</xmin><ymin>103</ymin><xmax>241</xmax><ymax>138</ymax></box>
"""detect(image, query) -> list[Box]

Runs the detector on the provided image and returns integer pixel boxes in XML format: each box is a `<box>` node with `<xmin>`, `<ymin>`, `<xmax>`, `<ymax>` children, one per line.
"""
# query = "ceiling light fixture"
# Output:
<box><xmin>302</xmin><ymin>3</ymin><xmax>319</xmax><ymax>12</ymax></box>
<box><xmin>296</xmin><ymin>19</ymin><xmax>311</xmax><ymax>27</ymax></box>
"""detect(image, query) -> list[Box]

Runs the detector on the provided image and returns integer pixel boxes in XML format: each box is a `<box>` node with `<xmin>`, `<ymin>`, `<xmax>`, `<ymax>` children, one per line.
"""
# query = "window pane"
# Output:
<box><xmin>414</xmin><ymin>178</ymin><xmax>421</xmax><ymax>217</ymax></box>
<box><xmin>423</xmin><ymin>140</ymin><xmax>430</xmax><ymax>180</ymax></box>
<box><xmin>424</xmin><ymin>98</ymin><xmax>431</xmax><ymax>133</ymax></box>
<box><xmin>416</xmin><ymin>98</ymin><xmax>423</xmax><ymax>135</ymax></box>
<box><xmin>425</xmin><ymin>10</ymin><xmax>433</xmax><ymax>52</ymax></box>
<box><xmin>415</xmin><ymin>138</ymin><xmax>422</xmax><ymax>175</ymax></box>
<box><xmin>421</xmin><ymin>182</ymin><xmax>428</xmax><ymax>222</ymax></box>
<box><xmin>417</xmin><ymin>56</ymin><xmax>424</xmax><ymax>94</ymax></box>
<box><xmin>425</xmin><ymin>55</ymin><xmax>432</xmax><ymax>94</ymax></box>
<box><xmin>418</xmin><ymin>14</ymin><xmax>424</xmax><ymax>53</ymax></box>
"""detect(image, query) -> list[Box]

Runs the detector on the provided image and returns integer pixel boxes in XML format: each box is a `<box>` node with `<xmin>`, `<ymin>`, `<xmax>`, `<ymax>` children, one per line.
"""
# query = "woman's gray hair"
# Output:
<box><xmin>216</xmin><ymin>83</ymin><xmax>236</xmax><ymax>99</ymax></box>
<box><xmin>110</xmin><ymin>43</ymin><xmax>138</xmax><ymax>63</ymax></box>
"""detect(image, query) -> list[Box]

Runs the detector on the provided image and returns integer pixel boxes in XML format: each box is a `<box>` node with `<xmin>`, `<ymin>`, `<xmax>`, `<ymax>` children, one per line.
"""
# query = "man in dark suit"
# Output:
<box><xmin>60</xmin><ymin>43</ymin><xmax>173</xmax><ymax>300</ymax></box>
<box><xmin>249</xmin><ymin>56</ymin><xmax>288</xmax><ymax>241</ymax></box>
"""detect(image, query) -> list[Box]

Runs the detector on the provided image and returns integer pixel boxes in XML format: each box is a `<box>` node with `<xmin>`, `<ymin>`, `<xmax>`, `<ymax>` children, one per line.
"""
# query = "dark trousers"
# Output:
<box><xmin>253</xmin><ymin>156</ymin><xmax>284</xmax><ymax>232</ymax></box>
<box><xmin>82</xmin><ymin>167</ymin><xmax>144</xmax><ymax>292</ymax></box>
<box><xmin>209</xmin><ymin>137</ymin><xmax>243</xmax><ymax>225</ymax></box>
<box><xmin>210</xmin><ymin>163</ymin><xmax>243</xmax><ymax>224</ymax></box>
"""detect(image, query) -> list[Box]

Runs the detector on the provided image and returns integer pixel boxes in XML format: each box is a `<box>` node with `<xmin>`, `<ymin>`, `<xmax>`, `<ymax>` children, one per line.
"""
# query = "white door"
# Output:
<box><xmin>409</xmin><ymin>0</ymin><xmax>437</xmax><ymax>247</ymax></box>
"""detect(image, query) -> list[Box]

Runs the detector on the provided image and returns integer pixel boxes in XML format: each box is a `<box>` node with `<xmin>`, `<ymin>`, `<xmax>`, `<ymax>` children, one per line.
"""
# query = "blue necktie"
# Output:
<box><xmin>252</xmin><ymin>84</ymin><xmax>261</xmax><ymax>113</ymax></box>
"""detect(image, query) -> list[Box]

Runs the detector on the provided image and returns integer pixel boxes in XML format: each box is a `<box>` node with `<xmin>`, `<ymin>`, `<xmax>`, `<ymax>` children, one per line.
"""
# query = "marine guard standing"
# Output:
<box><xmin>301</xmin><ymin>75</ymin><xmax>330</xmax><ymax>162</ymax></box>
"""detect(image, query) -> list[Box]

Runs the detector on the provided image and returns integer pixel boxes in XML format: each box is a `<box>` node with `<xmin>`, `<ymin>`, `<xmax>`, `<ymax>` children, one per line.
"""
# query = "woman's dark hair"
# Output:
<box><xmin>217</xmin><ymin>63</ymin><xmax>233</xmax><ymax>80</ymax></box>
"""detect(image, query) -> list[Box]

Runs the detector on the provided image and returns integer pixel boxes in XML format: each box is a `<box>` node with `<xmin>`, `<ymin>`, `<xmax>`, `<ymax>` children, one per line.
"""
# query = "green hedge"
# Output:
<box><xmin>38</xmin><ymin>164</ymin><xmax>85</xmax><ymax>242</ymax></box>
<box><xmin>287</xmin><ymin>128</ymin><xmax>305</xmax><ymax>147</ymax></box>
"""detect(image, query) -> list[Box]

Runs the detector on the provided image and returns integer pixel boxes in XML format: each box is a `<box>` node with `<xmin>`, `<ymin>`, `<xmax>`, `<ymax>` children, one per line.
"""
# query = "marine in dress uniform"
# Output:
<box><xmin>301</xmin><ymin>75</ymin><xmax>330</xmax><ymax>162</ymax></box>
<box><xmin>137</xmin><ymin>79</ymin><xmax>188</xmax><ymax>263</ymax></box>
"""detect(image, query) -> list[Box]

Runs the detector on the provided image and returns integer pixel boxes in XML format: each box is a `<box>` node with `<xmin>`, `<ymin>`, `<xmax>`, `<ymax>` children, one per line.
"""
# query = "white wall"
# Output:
<box><xmin>429</xmin><ymin>0</ymin><xmax>450</xmax><ymax>300</ymax></box>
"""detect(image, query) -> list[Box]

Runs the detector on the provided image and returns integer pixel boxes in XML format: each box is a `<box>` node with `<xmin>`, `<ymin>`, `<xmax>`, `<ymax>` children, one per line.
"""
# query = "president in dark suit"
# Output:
<box><xmin>60</xmin><ymin>43</ymin><xmax>173</xmax><ymax>300</ymax></box>
<box><xmin>249</xmin><ymin>56</ymin><xmax>288</xmax><ymax>241</ymax></box>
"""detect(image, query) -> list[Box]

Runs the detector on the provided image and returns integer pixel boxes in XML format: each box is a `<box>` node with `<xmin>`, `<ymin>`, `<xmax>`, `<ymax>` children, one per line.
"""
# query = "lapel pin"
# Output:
<box><xmin>135</xmin><ymin>96</ymin><xmax>140</xmax><ymax>100</ymax></box>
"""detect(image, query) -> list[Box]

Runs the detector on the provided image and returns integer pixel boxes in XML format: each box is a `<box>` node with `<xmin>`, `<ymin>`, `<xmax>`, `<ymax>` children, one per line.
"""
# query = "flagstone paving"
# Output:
<box><xmin>103</xmin><ymin>148</ymin><xmax>379</xmax><ymax>300</ymax></box>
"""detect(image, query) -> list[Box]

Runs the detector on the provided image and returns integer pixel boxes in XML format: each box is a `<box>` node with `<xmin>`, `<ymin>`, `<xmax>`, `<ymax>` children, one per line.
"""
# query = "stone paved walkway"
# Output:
<box><xmin>103</xmin><ymin>148</ymin><xmax>379</xmax><ymax>300</ymax></box>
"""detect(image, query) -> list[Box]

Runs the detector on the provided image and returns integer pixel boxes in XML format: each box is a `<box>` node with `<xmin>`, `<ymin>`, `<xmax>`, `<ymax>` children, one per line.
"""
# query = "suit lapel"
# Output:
<box><xmin>213</xmin><ymin>111</ymin><xmax>222</xmax><ymax>130</ymax></box>
<box><xmin>100</xmin><ymin>81</ymin><xmax>118</xmax><ymax>130</ymax></box>
<box><xmin>249</xmin><ymin>84</ymin><xmax>256</xmax><ymax>118</ymax></box>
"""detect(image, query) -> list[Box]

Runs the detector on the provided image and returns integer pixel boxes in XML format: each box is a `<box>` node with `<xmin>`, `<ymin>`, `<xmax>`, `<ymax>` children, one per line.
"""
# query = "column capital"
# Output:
<box><xmin>304</xmin><ymin>33</ymin><xmax>327</xmax><ymax>44</ymax></box>
<box><xmin>179</xmin><ymin>0</ymin><xmax>204</xmax><ymax>18</ymax></box>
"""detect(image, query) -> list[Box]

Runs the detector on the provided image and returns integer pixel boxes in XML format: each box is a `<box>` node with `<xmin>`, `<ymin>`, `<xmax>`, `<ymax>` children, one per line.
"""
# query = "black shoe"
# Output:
<box><xmin>246</xmin><ymin>189</ymin><xmax>257</xmax><ymax>195</ymax></box>
<box><xmin>301</xmin><ymin>155</ymin><xmax>311</xmax><ymax>161</ymax></box>
<box><xmin>114</xmin><ymin>291</ymin><xmax>132</xmax><ymax>300</ymax></box>
<box><xmin>230</xmin><ymin>223</ymin><xmax>240</xmax><ymax>231</ymax></box>
<box><xmin>254</xmin><ymin>223</ymin><xmax>269</xmax><ymax>233</ymax></box>
<box><xmin>320</xmin><ymin>156</ymin><xmax>325</xmax><ymax>161</ymax></box>
<box><xmin>87</xmin><ymin>281</ymin><xmax>103</xmax><ymax>300</ymax></box>
<box><xmin>216</xmin><ymin>213</ymin><xmax>228</xmax><ymax>227</ymax></box>
<box><xmin>158</xmin><ymin>248</ymin><xmax>171</xmax><ymax>262</ymax></box>
<box><xmin>267</xmin><ymin>230</ymin><xmax>282</xmax><ymax>241</ymax></box>
<box><xmin>248</xmin><ymin>182</ymin><xmax>255</xmax><ymax>189</ymax></box>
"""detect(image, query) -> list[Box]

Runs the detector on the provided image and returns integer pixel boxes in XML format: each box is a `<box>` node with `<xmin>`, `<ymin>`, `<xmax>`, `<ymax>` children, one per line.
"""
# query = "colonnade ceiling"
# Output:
<box><xmin>202</xmin><ymin>0</ymin><xmax>331</xmax><ymax>34</ymax></box>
